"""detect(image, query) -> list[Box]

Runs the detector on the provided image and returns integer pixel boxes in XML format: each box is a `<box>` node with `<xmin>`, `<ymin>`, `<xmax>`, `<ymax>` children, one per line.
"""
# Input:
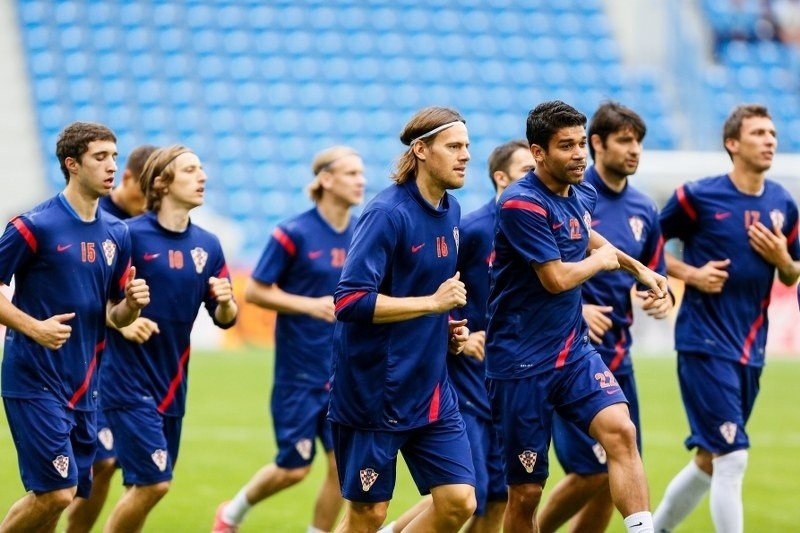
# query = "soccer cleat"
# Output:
<box><xmin>211</xmin><ymin>501</ymin><xmax>238</xmax><ymax>533</ymax></box>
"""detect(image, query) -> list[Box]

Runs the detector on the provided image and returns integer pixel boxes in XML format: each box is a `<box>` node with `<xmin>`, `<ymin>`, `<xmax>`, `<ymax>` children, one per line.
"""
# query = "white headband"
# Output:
<box><xmin>410</xmin><ymin>121</ymin><xmax>462</xmax><ymax>145</ymax></box>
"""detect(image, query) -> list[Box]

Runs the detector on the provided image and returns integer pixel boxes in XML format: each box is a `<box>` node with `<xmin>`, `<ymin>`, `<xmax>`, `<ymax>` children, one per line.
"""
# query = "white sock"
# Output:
<box><xmin>222</xmin><ymin>489</ymin><xmax>252</xmax><ymax>526</ymax></box>
<box><xmin>377</xmin><ymin>521</ymin><xmax>396</xmax><ymax>533</ymax></box>
<box><xmin>653</xmin><ymin>460</ymin><xmax>711</xmax><ymax>532</ymax></box>
<box><xmin>710</xmin><ymin>450</ymin><xmax>747</xmax><ymax>533</ymax></box>
<box><xmin>307</xmin><ymin>527</ymin><xmax>328</xmax><ymax>533</ymax></box>
<box><xmin>624</xmin><ymin>511</ymin><xmax>654</xmax><ymax>533</ymax></box>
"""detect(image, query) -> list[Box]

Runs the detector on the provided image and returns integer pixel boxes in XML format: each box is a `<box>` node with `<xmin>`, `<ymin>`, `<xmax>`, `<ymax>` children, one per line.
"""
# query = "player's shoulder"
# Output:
<box><xmin>624</xmin><ymin>183</ymin><xmax>660</xmax><ymax>211</ymax></box>
<box><xmin>764</xmin><ymin>178</ymin><xmax>796</xmax><ymax>202</ymax></box>
<box><xmin>279</xmin><ymin>207</ymin><xmax>318</xmax><ymax>236</ymax></box>
<box><xmin>461</xmin><ymin>199</ymin><xmax>495</xmax><ymax>228</ymax></box>
<box><xmin>574</xmin><ymin>180</ymin><xmax>597</xmax><ymax>201</ymax></box>
<box><xmin>19</xmin><ymin>195</ymin><xmax>62</xmax><ymax>226</ymax></box>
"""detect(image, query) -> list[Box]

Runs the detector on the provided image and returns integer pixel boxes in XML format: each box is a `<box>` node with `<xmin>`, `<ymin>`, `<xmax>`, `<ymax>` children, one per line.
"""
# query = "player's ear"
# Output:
<box><xmin>590</xmin><ymin>133</ymin><xmax>603</xmax><ymax>154</ymax></box>
<box><xmin>530</xmin><ymin>144</ymin><xmax>546</xmax><ymax>164</ymax></box>
<box><xmin>412</xmin><ymin>141</ymin><xmax>427</xmax><ymax>161</ymax></box>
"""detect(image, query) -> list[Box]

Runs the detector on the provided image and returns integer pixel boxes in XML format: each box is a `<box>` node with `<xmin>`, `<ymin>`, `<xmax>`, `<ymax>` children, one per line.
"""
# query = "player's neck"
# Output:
<box><xmin>156</xmin><ymin>205</ymin><xmax>191</xmax><ymax>233</ymax></box>
<box><xmin>415</xmin><ymin>174</ymin><xmax>446</xmax><ymax>207</ymax></box>
<box><xmin>728</xmin><ymin>168</ymin><xmax>766</xmax><ymax>195</ymax></box>
<box><xmin>109</xmin><ymin>185</ymin><xmax>135</xmax><ymax>217</ymax></box>
<box><xmin>535</xmin><ymin>171</ymin><xmax>570</xmax><ymax>197</ymax></box>
<box><xmin>595</xmin><ymin>166</ymin><xmax>628</xmax><ymax>193</ymax></box>
<box><xmin>316</xmin><ymin>199</ymin><xmax>351</xmax><ymax>232</ymax></box>
<box><xmin>62</xmin><ymin>182</ymin><xmax>99</xmax><ymax>222</ymax></box>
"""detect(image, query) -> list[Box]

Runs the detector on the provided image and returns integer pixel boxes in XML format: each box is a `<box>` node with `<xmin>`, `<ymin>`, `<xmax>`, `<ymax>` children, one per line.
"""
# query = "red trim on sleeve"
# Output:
<box><xmin>118</xmin><ymin>258</ymin><xmax>132</xmax><ymax>291</ymax></box>
<box><xmin>272</xmin><ymin>228</ymin><xmax>296</xmax><ymax>257</ymax></box>
<box><xmin>11</xmin><ymin>217</ymin><xmax>37</xmax><ymax>253</ymax></box>
<box><xmin>740</xmin><ymin>298</ymin><xmax>769</xmax><ymax>365</ymax></box>
<box><xmin>502</xmin><ymin>200</ymin><xmax>548</xmax><ymax>217</ymax></box>
<box><xmin>158</xmin><ymin>346</ymin><xmax>191</xmax><ymax>413</ymax></box>
<box><xmin>217</xmin><ymin>263</ymin><xmax>230</xmax><ymax>280</ymax></box>
<box><xmin>608</xmin><ymin>330</ymin><xmax>627</xmax><ymax>372</ymax></box>
<box><xmin>555</xmin><ymin>329</ymin><xmax>577</xmax><ymax>368</ymax></box>
<box><xmin>428</xmin><ymin>383</ymin><xmax>441</xmax><ymax>423</ymax></box>
<box><xmin>787</xmin><ymin>221</ymin><xmax>798</xmax><ymax>245</ymax></box>
<box><xmin>675</xmin><ymin>186</ymin><xmax>697</xmax><ymax>222</ymax></box>
<box><xmin>67</xmin><ymin>340</ymin><xmax>105</xmax><ymax>408</ymax></box>
<box><xmin>646</xmin><ymin>236</ymin><xmax>665</xmax><ymax>270</ymax></box>
<box><xmin>335</xmin><ymin>291</ymin><xmax>367</xmax><ymax>312</ymax></box>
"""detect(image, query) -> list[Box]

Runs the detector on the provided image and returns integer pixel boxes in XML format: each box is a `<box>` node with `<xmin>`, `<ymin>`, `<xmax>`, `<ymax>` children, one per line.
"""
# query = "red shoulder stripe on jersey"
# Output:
<box><xmin>675</xmin><ymin>186</ymin><xmax>697</xmax><ymax>222</ymax></box>
<box><xmin>158</xmin><ymin>346</ymin><xmax>191</xmax><ymax>413</ymax></box>
<box><xmin>11</xmin><ymin>217</ymin><xmax>37</xmax><ymax>253</ymax></box>
<box><xmin>428</xmin><ymin>383</ymin><xmax>441</xmax><ymax>423</ymax></box>
<box><xmin>740</xmin><ymin>297</ymin><xmax>769</xmax><ymax>365</ymax></box>
<box><xmin>787</xmin><ymin>220</ymin><xmax>798</xmax><ymax>245</ymax></box>
<box><xmin>272</xmin><ymin>228</ymin><xmax>296</xmax><ymax>257</ymax></box>
<box><xmin>555</xmin><ymin>329</ymin><xmax>577</xmax><ymax>369</ymax></box>
<box><xmin>67</xmin><ymin>340</ymin><xmax>105</xmax><ymax>408</ymax></box>
<box><xmin>502</xmin><ymin>200</ymin><xmax>547</xmax><ymax>217</ymax></box>
<box><xmin>646</xmin><ymin>236</ymin><xmax>665</xmax><ymax>270</ymax></box>
<box><xmin>608</xmin><ymin>330</ymin><xmax>627</xmax><ymax>372</ymax></box>
<box><xmin>335</xmin><ymin>291</ymin><xmax>367</xmax><ymax>312</ymax></box>
<box><xmin>118</xmin><ymin>258</ymin><xmax>132</xmax><ymax>291</ymax></box>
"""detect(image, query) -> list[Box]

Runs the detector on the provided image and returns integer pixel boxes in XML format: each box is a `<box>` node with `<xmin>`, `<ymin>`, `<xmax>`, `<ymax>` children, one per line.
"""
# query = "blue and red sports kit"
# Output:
<box><xmin>101</xmin><ymin>211</ymin><xmax>234</xmax><ymax>485</ymax></box>
<box><xmin>486</xmin><ymin>172</ymin><xmax>627</xmax><ymax>484</ymax></box>
<box><xmin>661</xmin><ymin>174</ymin><xmax>800</xmax><ymax>453</ymax></box>
<box><xmin>330</xmin><ymin>179</ymin><xmax>475</xmax><ymax>501</ymax></box>
<box><xmin>251</xmin><ymin>207</ymin><xmax>355</xmax><ymax>468</ymax></box>
<box><xmin>0</xmin><ymin>194</ymin><xmax>130</xmax><ymax>496</ymax></box>
<box><xmin>448</xmin><ymin>198</ymin><xmax>507</xmax><ymax>514</ymax></box>
<box><xmin>552</xmin><ymin>166</ymin><xmax>666</xmax><ymax>475</ymax></box>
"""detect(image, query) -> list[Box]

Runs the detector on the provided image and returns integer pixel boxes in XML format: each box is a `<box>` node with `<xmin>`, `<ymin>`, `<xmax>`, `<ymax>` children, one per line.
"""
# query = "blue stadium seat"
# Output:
<box><xmin>186</xmin><ymin>4</ymin><xmax>214</xmax><ymax>31</ymax></box>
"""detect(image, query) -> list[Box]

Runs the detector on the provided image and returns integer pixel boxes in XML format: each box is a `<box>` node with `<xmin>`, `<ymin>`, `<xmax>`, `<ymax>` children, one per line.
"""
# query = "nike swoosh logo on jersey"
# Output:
<box><xmin>143</xmin><ymin>253</ymin><xmax>160</xmax><ymax>261</ymax></box>
<box><xmin>714</xmin><ymin>211</ymin><xmax>732</xmax><ymax>220</ymax></box>
<box><xmin>308</xmin><ymin>250</ymin><xmax>324</xmax><ymax>259</ymax></box>
<box><xmin>56</xmin><ymin>244</ymin><xmax>73</xmax><ymax>252</ymax></box>
<box><xmin>551</xmin><ymin>222</ymin><xmax>564</xmax><ymax>230</ymax></box>
<box><xmin>591</xmin><ymin>219</ymin><xmax>601</xmax><ymax>227</ymax></box>
<box><xmin>411</xmin><ymin>243</ymin><xmax>425</xmax><ymax>253</ymax></box>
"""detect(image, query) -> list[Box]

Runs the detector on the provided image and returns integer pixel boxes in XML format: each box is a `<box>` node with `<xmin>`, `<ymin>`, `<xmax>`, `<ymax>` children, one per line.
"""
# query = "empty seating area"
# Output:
<box><xmin>19</xmin><ymin>1</ymin><xmax>678</xmax><ymax>259</ymax></box>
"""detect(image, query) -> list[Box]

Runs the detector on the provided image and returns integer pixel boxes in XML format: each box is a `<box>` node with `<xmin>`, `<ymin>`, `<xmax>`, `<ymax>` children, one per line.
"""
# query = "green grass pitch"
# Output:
<box><xmin>0</xmin><ymin>349</ymin><xmax>798</xmax><ymax>531</ymax></box>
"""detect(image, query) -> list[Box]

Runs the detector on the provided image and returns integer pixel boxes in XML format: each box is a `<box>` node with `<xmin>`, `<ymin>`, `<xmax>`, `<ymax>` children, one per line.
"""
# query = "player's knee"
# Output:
<box><xmin>140</xmin><ymin>480</ymin><xmax>171</xmax><ymax>501</ymax></box>
<box><xmin>38</xmin><ymin>487</ymin><xmax>78</xmax><ymax>512</ymax></box>
<box><xmin>348</xmin><ymin>500</ymin><xmax>389</xmax><ymax>529</ymax></box>
<box><xmin>437</xmin><ymin>485</ymin><xmax>477</xmax><ymax>523</ymax></box>
<box><xmin>93</xmin><ymin>458</ymin><xmax>116</xmax><ymax>478</ymax></box>
<box><xmin>712</xmin><ymin>449</ymin><xmax>748</xmax><ymax>478</ymax></box>
<box><xmin>508</xmin><ymin>483</ymin><xmax>543</xmax><ymax>512</ymax></box>
<box><xmin>599</xmin><ymin>417</ymin><xmax>638</xmax><ymax>456</ymax></box>
<box><xmin>283</xmin><ymin>464</ymin><xmax>313</xmax><ymax>485</ymax></box>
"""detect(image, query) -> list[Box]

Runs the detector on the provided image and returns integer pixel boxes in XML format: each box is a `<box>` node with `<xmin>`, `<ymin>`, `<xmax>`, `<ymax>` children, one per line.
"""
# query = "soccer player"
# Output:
<box><xmin>0</xmin><ymin>122</ymin><xmax>150</xmax><ymax>532</ymax></box>
<box><xmin>378</xmin><ymin>140</ymin><xmax>535</xmax><ymax>533</ymax></box>
<box><xmin>213</xmin><ymin>146</ymin><xmax>366</xmax><ymax>533</ymax></box>
<box><xmin>65</xmin><ymin>143</ymin><xmax>157</xmax><ymax>533</ymax></box>
<box><xmin>653</xmin><ymin>104</ymin><xmax>800</xmax><ymax>533</ymax></box>
<box><xmin>537</xmin><ymin>102</ymin><xmax>672</xmax><ymax>533</ymax></box>
<box><xmin>329</xmin><ymin>106</ymin><xmax>476</xmax><ymax>532</ymax></box>
<box><xmin>101</xmin><ymin>145</ymin><xmax>238</xmax><ymax>532</ymax></box>
<box><xmin>486</xmin><ymin>100</ymin><xmax>667</xmax><ymax>533</ymax></box>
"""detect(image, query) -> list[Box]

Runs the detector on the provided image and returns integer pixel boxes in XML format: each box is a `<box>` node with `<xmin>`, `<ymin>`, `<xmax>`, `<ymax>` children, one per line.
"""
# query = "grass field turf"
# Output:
<box><xmin>0</xmin><ymin>348</ymin><xmax>798</xmax><ymax>532</ymax></box>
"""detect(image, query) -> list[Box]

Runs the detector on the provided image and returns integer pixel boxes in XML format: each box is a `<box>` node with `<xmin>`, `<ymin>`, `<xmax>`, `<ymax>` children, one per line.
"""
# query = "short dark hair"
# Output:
<box><xmin>125</xmin><ymin>145</ymin><xmax>158</xmax><ymax>180</ymax></box>
<box><xmin>487</xmin><ymin>140</ymin><xmax>529</xmax><ymax>190</ymax></box>
<box><xmin>526</xmin><ymin>101</ymin><xmax>586</xmax><ymax>152</ymax></box>
<box><xmin>587</xmin><ymin>101</ymin><xmax>647</xmax><ymax>160</ymax></box>
<box><xmin>56</xmin><ymin>122</ymin><xmax>117</xmax><ymax>183</ymax></box>
<box><xmin>722</xmin><ymin>104</ymin><xmax>772</xmax><ymax>160</ymax></box>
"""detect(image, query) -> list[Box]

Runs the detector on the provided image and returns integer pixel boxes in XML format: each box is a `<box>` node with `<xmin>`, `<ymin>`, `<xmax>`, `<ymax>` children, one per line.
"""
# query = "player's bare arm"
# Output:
<box><xmin>665</xmin><ymin>252</ymin><xmax>730</xmax><ymax>294</ymax></box>
<box><xmin>210</xmin><ymin>276</ymin><xmax>238</xmax><ymax>325</ymax></box>
<box><xmin>0</xmin><ymin>290</ymin><xmax>74</xmax><ymax>350</ymax></box>
<box><xmin>533</xmin><ymin>244</ymin><xmax>618</xmax><ymax>294</ymax></box>
<box><xmin>460</xmin><ymin>330</ymin><xmax>486</xmax><ymax>361</ymax></box>
<box><xmin>108</xmin><ymin>266</ymin><xmax>150</xmax><ymax>328</ymax></box>
<box><xmin>245</xmin><ymin>278</ymin><xmax>334</xmax><ymax>323</ymax></box>
<box><xmin>747</xmin><ymin>221</ymin><xmax>800</xmax><ymax>285</ymax></box>
<box><xmin>372</xmin><ymin>272</ymin><xmax>466</xmax><ymax>324</ymax></box>
<box><xmin>582</xmin><ymin>304</ymin><xmax>614</xmax><ymax>343</ymax></box>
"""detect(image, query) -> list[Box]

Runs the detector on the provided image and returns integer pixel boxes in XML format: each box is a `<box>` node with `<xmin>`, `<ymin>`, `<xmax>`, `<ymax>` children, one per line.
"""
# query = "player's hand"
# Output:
<box><xmin>119</xmin><ymin>317</ymin><xmax>160</xmax><ymax>344</ymax></box>
<box><xmin>635</xmin><ymin>268</ymin><xmax>668</xmax><ymax>300</ymax></box>
<box><xmin>582</xmin><ymin>304</ymin><xmax>613</xmax><ymax>344</ymax></box>
<box><xmin>590</xmin><ymin>244</ymin><xmax>620</xmax><ymax>271</ymax></box>
<box><xmin>447</xmin><ymin>319</ymin><xmax>469</xmax><ymax>355</ymax></box>
<box><xmin>636</xmin><ymin>289</ymin><xmax>673</xmax><ymax>319</ymax></box>
<box><xmin>124</xmin><ymin>266</ymin><xmax>150</xmax><ymax>310</ymax></box>
<box><xmin>748</xmin><ymin>221</ymin><xmax>792</xmax><ymax>269</ymax></box>
<box><xmin>687</xmin><ymin>259</ymin><xmax>730</xmax><ymax>293</ymax></box>
<box><xmin>309</xmin><ymin>295</ymin><xmax>336</xmax><ymax>323</ymax></box>
<box><xmin>32</xmin><ymin>312</ymin><xmax>75</xmax><ymax>350</ymax></box>
<box><xmin>209</xmin><ymin>276</ymin><xmax>234</xmax><ymax>304</ymax></box>
<box><xmin>431</xmin><ymin>272</ymin><xmax>467</xmax><ymax>312</ymax></box>
<box><xmin>461</xmin><ymin>330</ymin><xmax>486</xmax><ymax>361</ymax></box>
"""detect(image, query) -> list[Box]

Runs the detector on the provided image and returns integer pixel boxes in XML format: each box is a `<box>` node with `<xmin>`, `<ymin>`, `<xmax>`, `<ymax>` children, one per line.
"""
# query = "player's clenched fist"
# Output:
<box><xmin>590</xmin><ymin>244</ymin><xmax>621</xmax><ymax>271</ymax></box>
<box><xmin>33</xmin><ymin>312</ymin><xmax>75</xmax><ymax>350</ymax></box>
<box><xmin>124</xmin><ymin>266</ymin><xmax>150</xmax><ymax>309</ymax></box>
<box><xmin>431</xmin><ymin>271</ymin><xmax>467</xmax><ymax>312</ymax></box>
<box><xmin>209</xmin><ymin>276</ymin><xmax>233</xmax><ymax>304</ymax></box>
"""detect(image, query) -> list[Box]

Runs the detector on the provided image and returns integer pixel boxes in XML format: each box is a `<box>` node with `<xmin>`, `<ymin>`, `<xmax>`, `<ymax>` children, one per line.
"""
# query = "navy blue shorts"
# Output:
<box><xmin>105</xmin><ymin>406</ymin><xmax>182</xmax><ymax>486</ymax></box>
<box><xmin>678</xmin><ymin>352</ymin><xmax>760</xmax><ymax>454</ymax></box>
<box><xmin>488</xmin><ymin>353</ymin><xmax>627</xmax><ymax>485</ymax></box>
<box><xmin>552</xmin><ymin>371</ymin><xmax>641</xmax><ymax>475</ymax></box>
<box><xmin>4</xmin><ymin>398</ymin><xmax>96</xmax><ymax>498</ymax></box>
<box><xmin>331</xmin><ymin>410</ymin><xmax>476</xmax><ymax>503</ymax></box>
<box><xmin>462</xmin><ymin>410</ymin><xmax>506</xmax><ymax>515</ymax></box>
<box><xmin>271</xmin><ymin>384</ymin><xmax>333</xmax><ymax>468</ymax></box>
<box><xmin>94</xmin><ymin>408</ymin><xmax>117</xmax><ymax>463</ymax></box>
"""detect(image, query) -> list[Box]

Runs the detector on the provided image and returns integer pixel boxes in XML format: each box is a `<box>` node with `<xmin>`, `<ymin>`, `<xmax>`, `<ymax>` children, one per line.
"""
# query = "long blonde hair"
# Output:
<box><xmin>392</xmin><ymin>107</ymin><xmax>466</xmax><ymax>184</ymax></box>
<box><xmin>139</xmin><ymin>145</ymin><xmax>193</xmax><ymax>212</ymax></box>
<box><xmin>307</xmin><ymin>145</ymin><xmax>360</xmax><ymax>202</ymax></box>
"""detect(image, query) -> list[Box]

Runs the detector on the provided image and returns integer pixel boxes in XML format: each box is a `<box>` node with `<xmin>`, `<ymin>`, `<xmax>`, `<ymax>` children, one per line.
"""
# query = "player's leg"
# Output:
<box><xmin>103</xmin><ymin>407</ymin><xmax>174</xmax><ymax>532</ymax></box>
<box><xmin>215</xmin><ymin>385</ymin><xmax>324</xmax><ymax>531</ymax></box>
<box><xmin>378</xmin><ymin>496</ymin><xmax>432</xmax><ymax>532</ymax></box>
<box><xmin>652</xmin><ymin>449</ymin><xmax>712</xmax><ymax>532</ymax></box>
<box><xmin>312</xmin><ymin>411</ymin><xmax>345</xmax><ymax>532</ymax></box>
<box><xmin>1</xmin><ymin>398</ymin><xmax>82</xmax><ymax>531</ymax></box>
<box><xmin>487</xmin><ymin>376</ymin><xmax>553</xmax><ymax>533</ymax></box>
<box><xmin>466</xmin><ymin>417</ymin><xmax>506</xmax><ymax>533</ymax></box>
<box><xmin>400</xmin><ymin>411</ymin><xmax>476</xmax><ymax>532</ymax></box>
